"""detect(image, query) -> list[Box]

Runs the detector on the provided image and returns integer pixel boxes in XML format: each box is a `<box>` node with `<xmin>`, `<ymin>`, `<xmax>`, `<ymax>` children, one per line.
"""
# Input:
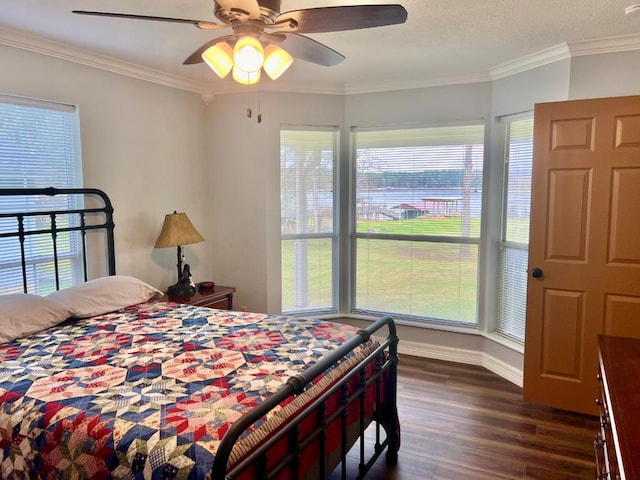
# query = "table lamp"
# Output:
<box><xmin>154</xmin><ymin>211</ymin><xmax>204</xmax><ymax>296</ymax></box>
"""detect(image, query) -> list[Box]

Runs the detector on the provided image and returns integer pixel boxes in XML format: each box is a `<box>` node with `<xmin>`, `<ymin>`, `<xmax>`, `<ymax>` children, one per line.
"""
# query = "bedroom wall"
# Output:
<box><xmin>481</xmin><ymin>60</ymin><xmax>572</xmax><ymax>377</ymax></box>
<box><xmin>203</xmin><ymin>82</ymin><xmax>533</xmax><ymax>382</ymax></box>
<box><xmin>205</xmin><ymin>91</ymin><xmax>345</xmax><ymax>313</ymax></box>
<box><xmin>342</xmin><ymin>82</ymin><xmax>500</xmax><ymax>366</ymax></box>
<box><xmin>479</xmin><ymin>51</ymin><xmax>640</xmax><ymax>378</ymax></box>
<box><xmin>203</xmin><ymin>52</ymin><xmax>640</xmax><ymax>385</ymax></box>
<box><xmin>0</xmin><ymin>43</ymin><xmax>211</xmax><ymax>290</ymax></box>
<box><xmin>204</xmin><ymin>83</ymin><xmax>494</xmax><ymax>315</ymax></box>
<box><xmin>569</xmin><ymin>50</ymin><xmax>640</xmax><ymax>99</ymax></box>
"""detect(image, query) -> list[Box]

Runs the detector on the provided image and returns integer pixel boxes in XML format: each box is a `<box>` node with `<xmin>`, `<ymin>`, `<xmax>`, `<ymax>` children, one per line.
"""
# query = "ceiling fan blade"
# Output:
<box><xmin>183</xmin><ymin>35</ymin><xmax>234</xmax><ymax>64</ymax></box>
<box><xmin>279</xmin><ymin>33</ymin><xmax>345</xmax><ymax>67</ymax></box>
<box><xmin>215</xmin><ymin>0</ymin><xmax>261</xmax><ymax>19</ymax></box>
<box><xmin>274</xmin><ymin>4</ymin><xmax>407</xmax><ymax>34</ymax></box>
<box><xmin>71</xmin><ymin>10</ymin><xmax>226</xmax><ymax>30</ymax></box>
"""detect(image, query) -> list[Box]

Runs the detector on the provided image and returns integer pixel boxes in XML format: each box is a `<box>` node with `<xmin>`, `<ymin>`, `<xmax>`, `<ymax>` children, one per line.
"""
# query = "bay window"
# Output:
<box><xmin>352</xmin><ymin>124</ymin><xmax>485</xmax><ymax>325</ymax></box>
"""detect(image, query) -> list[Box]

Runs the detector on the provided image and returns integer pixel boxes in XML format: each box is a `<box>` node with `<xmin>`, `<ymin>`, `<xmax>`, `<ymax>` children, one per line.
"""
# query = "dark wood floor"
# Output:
<box><xmin>336</xmin><ymin>356</ymin><xmax>599</xmax><ymax>480</ymax></box>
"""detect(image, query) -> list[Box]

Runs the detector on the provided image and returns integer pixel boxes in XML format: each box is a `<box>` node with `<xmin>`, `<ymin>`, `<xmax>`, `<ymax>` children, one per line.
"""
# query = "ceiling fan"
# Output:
<box><xmin>72</xmin><ymin>0</ymin><xmax>408</xmax><ymax>85</ymax></box>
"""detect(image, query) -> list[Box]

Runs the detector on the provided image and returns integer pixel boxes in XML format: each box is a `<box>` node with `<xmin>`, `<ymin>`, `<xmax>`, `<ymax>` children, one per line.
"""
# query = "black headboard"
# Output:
<box><xmin>0</xmin><ymin>187</ymin><xmax>116</xmax><ymax>293</ymax></box>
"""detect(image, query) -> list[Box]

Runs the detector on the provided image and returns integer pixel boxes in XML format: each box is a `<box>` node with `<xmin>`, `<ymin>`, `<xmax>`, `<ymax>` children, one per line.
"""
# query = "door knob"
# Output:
<box><xmin>531</xmin><ymin>268</ymin><xmax>543</xmax><ymax>279</ymax></box>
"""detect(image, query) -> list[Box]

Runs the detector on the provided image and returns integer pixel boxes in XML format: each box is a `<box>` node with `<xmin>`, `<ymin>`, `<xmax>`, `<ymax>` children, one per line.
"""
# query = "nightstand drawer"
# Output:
<box><xmin>195</xmin><ymin>294</ymin><xmax>232</xmax><ymax>310</ymax></box>
<box><xmin>162</xmin><ymin>285</ymin><xmax>236</xmax><ymax>310</ymax></box>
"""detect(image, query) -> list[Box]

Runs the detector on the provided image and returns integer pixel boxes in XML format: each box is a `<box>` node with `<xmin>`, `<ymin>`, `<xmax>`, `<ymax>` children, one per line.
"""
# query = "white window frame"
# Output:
<box><xmin>280</xmin><ymin>125</ymin><xmax>338</xmax><ymax>315</ymax></box>
<box><xmin>0</xmin><ymin>94</ymin><xmax>83</xmax><ymax>295</ymax></box>
<box><xmin>494</xmin><ymin>112</ymin><xmax>534</xmax><ymax>344</ymax></box>
<box><xmin>350</xmin><ymin>122</ymin><xmax>485</xmax><ymax>326</ymax></box>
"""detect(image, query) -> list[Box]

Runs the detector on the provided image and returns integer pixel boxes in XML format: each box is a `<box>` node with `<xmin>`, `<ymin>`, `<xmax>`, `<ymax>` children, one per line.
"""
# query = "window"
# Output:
<box><xmin>280</xmin><ymin>127</ymin><xmax>337</xmax><ymax>314</ymax></box>
<box><xmin>352</xmin><ymin>124</ymin><xmax>485</xmax><ymax>325</ymax></box>
<box><xmin>0</xmin><ymin>95</ymin><xmax>83</xmax><ymax>294</ymax></box>
<box><xmin>495</xmin><ymin>115</ymin><xmax>533</xmax><ymax>343</ymax></box>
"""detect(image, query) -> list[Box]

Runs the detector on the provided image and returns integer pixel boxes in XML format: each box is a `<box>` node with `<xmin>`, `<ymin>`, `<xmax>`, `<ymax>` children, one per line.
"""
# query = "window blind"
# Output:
<box><xmin>352</xmin><ymin>123</ymin><xmax>484</xmax><ymax>324</ymax></box>
<box><xmin>495</xmin><ymin>116</ymin><xmax>533</xmax><ymax>343</ymax></box>
<box><xmin>0</xmin><ymin>96</ymin><xmax>83</xmax><ymax>294</ymax></box>
<box><xmin>280</xmin><ymin>127</ymin><xmax>337</xmax><ymax>314</ymax></box>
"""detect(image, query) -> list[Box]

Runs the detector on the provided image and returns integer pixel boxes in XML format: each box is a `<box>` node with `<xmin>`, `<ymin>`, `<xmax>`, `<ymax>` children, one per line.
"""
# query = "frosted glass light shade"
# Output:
<box><xmin>263</xmin><ymin>44</ymin><xmax>293</xmax><ymax>80</ymax></box>
<box><xmin>233</xmin><ymin>36</ymin><xmax>264</xmax><ymax>73</ymax></box>
<box><xmin>232</xmin><ymin>65</ymin><xmax>261</xmax><ymax>85</ymax></box>
<box><xmin>201</xmin><ymin>42</ymin><xmax>234</xmax><ymax>78</ymax></box>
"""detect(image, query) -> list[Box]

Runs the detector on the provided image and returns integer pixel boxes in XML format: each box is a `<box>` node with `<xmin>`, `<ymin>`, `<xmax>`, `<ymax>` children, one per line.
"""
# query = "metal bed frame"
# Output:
<box><xmin>0</xmin><ymin>187</ymin><xmax>115</xmax><ymax>292</ymax></box>
<box><xmin>0</xmin><ymin>187</ymin><xmax>400</xmax><ymax>479</ymax></box>
<box><xmin>215</xmin><ymin>314</ymin><xmax>400</xmax><ymax>479</ymax></box>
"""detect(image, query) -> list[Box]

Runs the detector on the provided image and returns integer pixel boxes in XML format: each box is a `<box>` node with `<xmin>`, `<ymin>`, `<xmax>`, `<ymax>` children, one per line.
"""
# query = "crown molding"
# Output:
<box><xmin>343</xmin><ymin>70</ymin><xmax>492</xmax><ymax>95</ymax></box>
<box><xmin>201</xmin><ymin>70</ymin><xmax>492</xmax><ymax>97</ymax></box>
<box><xmin>490</xmin><ymin>43</ymin><xmax>571</xmax><ymax>80</ymax></box>
<box><xmin>204</xmin><ymin>81</ymin><xmax>347</xmax><ymax>96</ymax></box>
<box><xmin>0</xmin><ymin>26</ymin><xmax>204</xmax><ymax>94</ymax></box>
<box><xmin>568</xmin><ymin>32</ymin><xmax>640</xmax><ymax>56</ymax></box>
<box><xmin>3</xmin><ymin>25</ymin><xmax>640</xmax><ymax>98</ymax></box>
<box><xmin>490</xmin><ymin>33</ymin><xmax>640</xmax><ymax>80</ymax></box>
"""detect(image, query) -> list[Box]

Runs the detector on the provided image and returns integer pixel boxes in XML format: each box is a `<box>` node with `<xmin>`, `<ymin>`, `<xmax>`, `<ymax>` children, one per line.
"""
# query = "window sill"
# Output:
<box><xmin>313</xmin><ymin>312</ymin><xmax>482</xmax><ymax>336</ymax></box>
<box><xmin>312</xmin><ymin>312</ymin><xmax>525</xmax><ymax>356</ymax></box>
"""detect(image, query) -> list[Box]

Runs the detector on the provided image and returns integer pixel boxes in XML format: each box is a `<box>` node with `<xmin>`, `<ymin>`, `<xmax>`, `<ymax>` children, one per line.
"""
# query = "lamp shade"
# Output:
<box><xmin>201</xmin><ymin>34</ymin><xmax>294</xmax><ymax>86</ymax></box>
<box><xmin>202</xmin><ymin>42</ymin><xmax>234</xmax><ymax>78</ymax></box>
<box><xmin>232</xmin><ymin>65</ymin><xmax>261</xmax><ymax>85</ymax></box>
<box><xmin>154</xmin><ymin>212</ymin><xmax>204</xmax><ymax>248</ymax></box>
<box><xmin>233</xmin><ymin>36</ymin><xmax>264</xmax><ymax>73</ymax></box>
<box><xmin>263</xmin><ymin>44</ymin><xmax>293</xmax><ymax>80</ymax></box>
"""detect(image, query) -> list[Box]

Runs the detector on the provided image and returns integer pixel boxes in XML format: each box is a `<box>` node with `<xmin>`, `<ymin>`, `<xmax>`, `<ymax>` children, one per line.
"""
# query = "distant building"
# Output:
<box><xmin>391</xmin><ymin>203</ymin><xmax>428</xmax><ymax>219</ymax></box>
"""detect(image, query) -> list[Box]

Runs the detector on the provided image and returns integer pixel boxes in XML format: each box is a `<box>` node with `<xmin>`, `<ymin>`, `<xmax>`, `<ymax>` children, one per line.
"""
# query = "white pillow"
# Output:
<box><xmin>48</xmin><ymin>275</ymin><xmax>163</xmax><ymax>318</ymax></box>
<box><xmin>0</xmin><ymin>293</ymin><xmax>72</xmax><ymax>343</ymax></box>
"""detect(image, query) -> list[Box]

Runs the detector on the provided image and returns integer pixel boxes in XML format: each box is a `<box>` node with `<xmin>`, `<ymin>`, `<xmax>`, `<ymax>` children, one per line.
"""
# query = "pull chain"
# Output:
<box><xmin>246</xmin><ymin>89</ymin><xmax>262</xmax><ymax>123</ymax></box>
<box><xmin>257</xmin><ymin>89</ymin><xmax>262</xmax><ymax>123</ymax></box>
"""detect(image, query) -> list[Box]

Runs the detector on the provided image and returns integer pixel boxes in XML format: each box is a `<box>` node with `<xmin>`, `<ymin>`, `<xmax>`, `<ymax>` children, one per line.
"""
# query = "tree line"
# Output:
<box><xmin>360</xmin><ymin>170</ymin><xmax>483</xmax><ymax>189</ymax></box>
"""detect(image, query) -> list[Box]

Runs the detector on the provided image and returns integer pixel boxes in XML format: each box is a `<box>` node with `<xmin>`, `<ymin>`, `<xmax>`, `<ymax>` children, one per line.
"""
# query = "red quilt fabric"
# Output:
<box><xmin>0</xmin><ymin>302</ymin><xmax>377</xmax><ymax>479</ymax></box>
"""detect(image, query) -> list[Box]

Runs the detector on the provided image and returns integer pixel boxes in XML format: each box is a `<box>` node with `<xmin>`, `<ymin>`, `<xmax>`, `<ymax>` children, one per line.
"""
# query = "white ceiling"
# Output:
<box><xmin>2</xmin><ymin>0</ymin><xmax>640</xmax><ymax>95</ymax></box>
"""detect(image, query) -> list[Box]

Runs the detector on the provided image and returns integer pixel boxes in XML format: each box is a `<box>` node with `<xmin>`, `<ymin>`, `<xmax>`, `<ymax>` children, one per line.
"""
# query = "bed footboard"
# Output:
<box><xmin>212</xmin><ymin>315</ymin><xmax>400</xmax><ymax>480</ymax></box>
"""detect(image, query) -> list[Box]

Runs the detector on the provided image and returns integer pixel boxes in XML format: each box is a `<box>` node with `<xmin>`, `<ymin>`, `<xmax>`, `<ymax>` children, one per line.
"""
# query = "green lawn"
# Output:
<box><xmin>357</xmin><ymin>216</ymin><xmax>481</xmax><ymax>237</ymax></box>
<box><xmin>283</xmin><ymin>217</ymin><xmax>479</xmax><ymax>323</ymax></box>
<box><xmin>282</xmin><ymin>238</ymin><xmax>333</xmax><ymax>311</ymax></box>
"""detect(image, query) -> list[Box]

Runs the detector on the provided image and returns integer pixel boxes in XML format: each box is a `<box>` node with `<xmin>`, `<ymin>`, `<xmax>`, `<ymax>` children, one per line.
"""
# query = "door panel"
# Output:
<box><xmin>540</xmin><ymin>289</ymin><xmax>584</xmax><ymax>379</ymax></box>
<box><xmin>550</xmin><ymin>118</ymin><xmax>594</xmax><ymax>151</ymax></box>
<box><xmin>609</xmin><ymin>168</ymin><xmax>640</xmax><ymax>264</ymax></box>
<box><xmin>546</xmin><ymin>169</ymin><xmax>590</xmax><ymax>261</ymax></box>
<box><xmin>524</xmin><ymin>95</ymin><xmax>640</xmax><ymax>415</ymax></box>
<box><xmin>614</xmin><ymin>114</ymin><xmax>640</xmax><ymax>148</ymax></box>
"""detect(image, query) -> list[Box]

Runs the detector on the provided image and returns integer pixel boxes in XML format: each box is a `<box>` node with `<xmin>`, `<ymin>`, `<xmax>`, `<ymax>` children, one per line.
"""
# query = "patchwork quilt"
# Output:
<box><xmin>0</xmin><ymin>302</ymin><xmax>377</xmax><ymax>479</ymax></box>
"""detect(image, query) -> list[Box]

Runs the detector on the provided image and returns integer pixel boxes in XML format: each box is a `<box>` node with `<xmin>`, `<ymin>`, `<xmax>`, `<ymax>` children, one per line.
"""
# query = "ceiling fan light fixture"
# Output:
<box><xmin>232</xmin><ymin>65</ymin><xmax>261</xmax><ymax>85</ymax></box>
<box><xmin>201</xmin><ymin>42</ymin><xmax>234</xmax><ymax>78</ymax></box>
<box><xmin>233</xmin><ymin>36</ymin><xmax>264</xmax><ymax>73</ymax></box>
<box><xmin>263</xmin><ymin>44</ymin><xmax>293</xmax><ymax>80</ymax></box>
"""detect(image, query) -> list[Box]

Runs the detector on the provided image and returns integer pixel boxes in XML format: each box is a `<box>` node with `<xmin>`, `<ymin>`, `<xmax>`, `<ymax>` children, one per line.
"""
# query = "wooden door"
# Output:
<box><xmin>523</xmin><ymin>95</ymin><xmax>640</xmax><ymax>415</ymax></box>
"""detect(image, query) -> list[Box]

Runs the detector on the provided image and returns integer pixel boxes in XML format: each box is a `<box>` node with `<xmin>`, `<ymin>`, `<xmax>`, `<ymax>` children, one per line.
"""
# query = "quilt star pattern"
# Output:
<box><xmin>0</xmin><ymin>302</ymin><xmax>376</xmax><ymax>479</ymax></box>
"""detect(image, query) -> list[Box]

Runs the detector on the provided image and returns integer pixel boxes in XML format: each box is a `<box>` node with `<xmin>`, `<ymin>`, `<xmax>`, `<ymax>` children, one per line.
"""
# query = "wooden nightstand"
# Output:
<box><xmin>162</xmin><ymin>285</ymin><xmax>236</xmax><ymax>310</ymax></box>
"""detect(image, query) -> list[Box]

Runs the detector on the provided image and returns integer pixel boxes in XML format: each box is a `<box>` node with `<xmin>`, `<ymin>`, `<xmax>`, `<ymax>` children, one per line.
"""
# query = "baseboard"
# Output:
<box><xmin>395</xmin><ymin>339</ymin><xmax>524</xmax><ymax>388</ymax></box>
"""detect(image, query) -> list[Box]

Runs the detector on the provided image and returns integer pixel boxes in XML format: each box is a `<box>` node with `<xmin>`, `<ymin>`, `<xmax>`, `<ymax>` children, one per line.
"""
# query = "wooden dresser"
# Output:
<box><xmin>595</xmin><ymin>336</ymin><xmax>640</xmax><ymax>480</ymax></box>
